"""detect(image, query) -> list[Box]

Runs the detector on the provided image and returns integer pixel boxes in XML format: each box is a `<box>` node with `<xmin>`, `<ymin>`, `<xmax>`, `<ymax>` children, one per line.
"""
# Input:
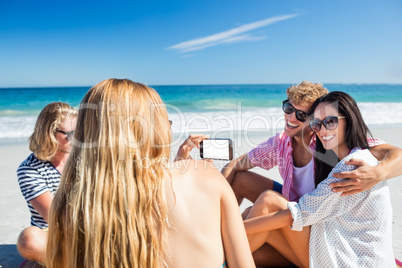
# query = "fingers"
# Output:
<box><xmin>329</xmin><ymin>179</ymin><xmax>359</xmax><ymax>188</ymax></box>
<box><xmin>332</xmin><ymin>170</ymin><xmax>362</xmax><ymax>179</ymax></box>
<box><xmin>332</xmin><ymin>158</ymin><xmax>366</xmax><ymax>179</ymax></box>
<box><xmin>175</xmin><ymin>134</ymin><xmax>210</xmax><ymax>161</ymax></box>
<box><xmin>192</xmin><ymin>134</ymin><xmax>210</xmax><ymax>149</ymax></box>
<box><xmin>183</xmin><ymin>134</ymin><xmax>210</xmax><ymax>149</ymax></box>
<box><xmin>331</xmin><ymin>159</ymin><xmax>379</xmax><ymax>195</ymax></box>
<box><xmin>329</xmin><ymin>179</ymin><xmax>362</xmax><ymax>195</ymax></box>
<box><xmin>332</xmin><ymin>171</ymin><xmax>354</xmax><ymax>179</ymax></box>
<box><xmin>188</xmin><ymin>135</ymin><xmax>213</xmax><ymax>162</ymax></box>
<box><xmin>340</xmin><ymin>189</ymin><xmax>361</xmax><ymax>196</ymax></box>
<box><xmin>330</xmin><ymin>179</ymin><xmax>353</xmax><ymax>188</ymax></box>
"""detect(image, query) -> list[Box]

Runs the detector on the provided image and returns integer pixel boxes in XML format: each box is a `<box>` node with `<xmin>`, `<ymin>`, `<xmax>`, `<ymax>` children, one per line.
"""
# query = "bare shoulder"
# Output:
<box><xmin>167</xmin><ymin>159</ymin><xmax>230</xmax><ymax>192</ymax></box>
<box><xmin>168</xmin><ymin>159</ymin><xmax>221</xmax><ymax>177</ymax></box>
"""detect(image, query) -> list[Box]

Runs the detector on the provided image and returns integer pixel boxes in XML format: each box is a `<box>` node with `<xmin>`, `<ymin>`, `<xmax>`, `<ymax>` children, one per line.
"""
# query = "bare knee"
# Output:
<box><xmin>255</xmin><ymin>190</ymin><xmax>287</xmax><ymax>213</ymax></box>
<box><xmin>17</xmin><ymin>226</ymin><xmax>47</xmax><ymax>262</ymax></box>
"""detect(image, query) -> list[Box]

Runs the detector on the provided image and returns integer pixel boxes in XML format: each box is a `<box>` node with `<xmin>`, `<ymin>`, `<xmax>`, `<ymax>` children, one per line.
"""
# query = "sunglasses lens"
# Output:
<box><xmin>309</xmin><ymin>120</ymin><xmax>321</xmax><ymax>132</ymax></box>
<box><xmin>324</xmin><ymin>117</ymin><xmax>338</xmax><ymax>130</ymax></box>
<box><xmin>283</xmin><ymin>102</ymin><xmax>294</xmax><ymax>114</ymax></box>
<box><xmin>283</xmin><ymin>101</ymin><xmax>308</xmax><ymax>122</ymax></box>
<box><xmin>295</xmin><ymin>111</ymin><xmax>308</xmax><ymax>122</ymax></box>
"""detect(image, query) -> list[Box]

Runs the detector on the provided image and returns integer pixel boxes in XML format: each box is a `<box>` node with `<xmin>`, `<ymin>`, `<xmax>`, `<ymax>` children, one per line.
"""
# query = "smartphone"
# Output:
<box><xmin>200</xmin><ymin>138</ymin><xmax>233</xmax><ymax>160</ymax></box>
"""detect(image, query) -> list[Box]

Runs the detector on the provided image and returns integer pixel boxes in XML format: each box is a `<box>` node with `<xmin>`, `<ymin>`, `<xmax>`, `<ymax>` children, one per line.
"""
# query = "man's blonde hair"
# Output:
<box><xmin>29</xmin><ymin>102</ymin><xmax>77</xmax><ymax>161</ymax></box>
<box><xmin>46</xmin><ymin>79</ymin><xmax>171</xmax><ymax>268</ymax></box>
<box><xmin>286</xmin><ymin>81</ymin><xmax>329</xmax><ymax>106</ymax></box>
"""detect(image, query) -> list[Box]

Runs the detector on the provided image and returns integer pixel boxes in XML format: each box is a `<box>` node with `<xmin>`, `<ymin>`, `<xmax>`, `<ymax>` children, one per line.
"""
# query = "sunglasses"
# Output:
<box><xmin>57</xmin><ymin>130</ymin><xmax>74</xmax><ymax>141</ymax></box>
<box><xmin>282</xmin><ymin>100</ymin><xmax>309</xmax><ymax>122</ymax></box>
<box><xmin>309</xmin><ymin>116</ymin><xmax>346</xmax><ymax>132</ymax></box>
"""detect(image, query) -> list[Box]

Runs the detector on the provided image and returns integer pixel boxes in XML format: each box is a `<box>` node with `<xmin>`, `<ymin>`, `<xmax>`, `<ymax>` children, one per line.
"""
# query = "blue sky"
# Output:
<box><xmin>0</xmin><ymin>0</ymin><xmax>401</xmax><ymax>87</ymax></box>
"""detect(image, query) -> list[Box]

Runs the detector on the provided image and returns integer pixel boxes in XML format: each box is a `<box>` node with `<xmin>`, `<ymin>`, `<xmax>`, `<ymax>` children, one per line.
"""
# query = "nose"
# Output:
<box><xmin>319</xmin><ymin>124</ymin><xmax>327</xmax><ymax>134</ymax></box>
<box><xmin>287</xmin><ymin>110</ymin><xmax>296</xmax><ymax>120</ymax></box>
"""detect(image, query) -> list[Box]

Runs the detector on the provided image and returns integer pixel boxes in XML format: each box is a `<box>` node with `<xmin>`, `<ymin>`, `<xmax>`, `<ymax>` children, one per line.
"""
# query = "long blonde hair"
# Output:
<box><xmin>46</xmin><ymin>79</ymin><xmax>171</xmax><ymax>267</ymax></box>
<box><xmin>29</xmin><ymin>102</ymin><xmax>77</xmax><ymax>161</ymax></box>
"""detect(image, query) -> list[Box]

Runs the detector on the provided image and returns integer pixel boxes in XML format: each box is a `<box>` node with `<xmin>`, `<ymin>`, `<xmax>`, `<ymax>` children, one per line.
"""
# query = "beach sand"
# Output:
<box><xmin>1</xmin><ymin>127</ymin><xmax>401</xmax><ymax>266</ymax></box>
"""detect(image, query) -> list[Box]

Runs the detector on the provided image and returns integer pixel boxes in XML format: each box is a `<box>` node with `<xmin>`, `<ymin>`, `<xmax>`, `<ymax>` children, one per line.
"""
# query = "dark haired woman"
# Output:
<box><xmin>243</xmin><ymin>91</ymin><xmax>394</xmax><ymax>267</ymax></box>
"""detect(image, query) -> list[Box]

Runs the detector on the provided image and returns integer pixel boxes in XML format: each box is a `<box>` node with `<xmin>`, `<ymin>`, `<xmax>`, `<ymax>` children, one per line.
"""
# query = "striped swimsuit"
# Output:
<box><xmin>17</xmin><ymin>153</ymin><xmax>60</xmax><ymax>228</ymax></box>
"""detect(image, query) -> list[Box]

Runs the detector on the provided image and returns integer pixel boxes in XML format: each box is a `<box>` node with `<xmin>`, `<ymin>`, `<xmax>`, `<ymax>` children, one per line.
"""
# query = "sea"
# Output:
<box><xmin>1</xmin><ymin>84</ymin><xmax>401</xmax><ymax>144</ymax></box>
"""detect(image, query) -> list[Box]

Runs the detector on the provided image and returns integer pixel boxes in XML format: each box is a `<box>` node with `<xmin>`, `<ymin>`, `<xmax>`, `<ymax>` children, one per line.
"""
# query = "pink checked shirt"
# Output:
<box><xmin>247</xmin><ymin>131</ymin><xmax>384</xmax><ymax>202</ymax></box>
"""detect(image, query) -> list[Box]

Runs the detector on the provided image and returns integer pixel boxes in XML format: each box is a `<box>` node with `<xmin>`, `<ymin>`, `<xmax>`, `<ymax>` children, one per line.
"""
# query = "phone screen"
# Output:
<box><xmin>200</xmin><ymin>139</ymin><xmax>233</xmax><ymax>160</ymax></box>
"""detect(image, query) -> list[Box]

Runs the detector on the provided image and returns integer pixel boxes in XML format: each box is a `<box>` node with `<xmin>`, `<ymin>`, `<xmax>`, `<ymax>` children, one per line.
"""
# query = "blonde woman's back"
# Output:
<box><xmin>164</xmin><ymin>159</ymin><xmax>255</xmax><ymax>268</ymax></box>
<box><xmin>46</xmin><ymin>79</ymin><xmax>254</xmax><ymax>268</ymax></box>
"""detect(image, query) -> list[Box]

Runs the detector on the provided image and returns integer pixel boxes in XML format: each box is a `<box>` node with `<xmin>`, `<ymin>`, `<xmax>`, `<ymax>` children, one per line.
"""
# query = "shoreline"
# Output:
<box><xmin>1</xmin><ymin>127</ymin><xmax>401</xmax><ymax>266</ymax></box>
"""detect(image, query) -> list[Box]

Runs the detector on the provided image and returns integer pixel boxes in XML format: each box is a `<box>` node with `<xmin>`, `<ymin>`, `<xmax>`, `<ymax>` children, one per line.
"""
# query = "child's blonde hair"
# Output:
<box><xmin>29</xmin><ymin>102</ymin><xmax>77</xmax><ymax>161</ymax></box>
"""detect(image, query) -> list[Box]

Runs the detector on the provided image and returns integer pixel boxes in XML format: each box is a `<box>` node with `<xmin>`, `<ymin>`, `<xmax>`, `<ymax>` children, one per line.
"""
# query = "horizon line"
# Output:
<box><xmin>1</xmin><ymin>82</ymin><xmax>402</xmax><ymax>89</ymax></box>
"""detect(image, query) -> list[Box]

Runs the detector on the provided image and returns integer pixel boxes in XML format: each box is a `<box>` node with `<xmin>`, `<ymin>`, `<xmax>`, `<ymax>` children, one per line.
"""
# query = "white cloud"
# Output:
<box><xmin>167</xmin><ymin>14</ymin><xmax>299</xmax><ymax>53</ymax></box>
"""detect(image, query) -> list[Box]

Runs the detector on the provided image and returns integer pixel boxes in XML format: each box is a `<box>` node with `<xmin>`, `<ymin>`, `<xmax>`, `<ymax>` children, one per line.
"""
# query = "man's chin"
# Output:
<box><xmin>284</xmin><ymin>126</ymin><xmax>299</xmax><ymax>137</ymax></box>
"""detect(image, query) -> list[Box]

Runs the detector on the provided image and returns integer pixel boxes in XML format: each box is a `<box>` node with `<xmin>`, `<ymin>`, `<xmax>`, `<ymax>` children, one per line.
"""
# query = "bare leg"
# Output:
<box><xmin>279</xmin><ymin>225</ymin><xmax>310</xmax><ymax>266</ymax></box>
<box><xmin>240</xmin><ymin>203</ymin><xmax>290</xmax><ymax>266</ymax></box>
<box><xmin>246</xmin><ymin>190</ymin><xmax>288</xmax><ymax>252</ymax></box>
<box><xmin>266</xmin><ymin>227</ymin><xmax>310</xmax><ymax>268</ymax></box>
<box><xmin>231</xmin><ymin>171</ymin><xmax>276</xmax><ymax>205</ymax></box>
<box><xmin>245</xmin><ymin>190</ymin><xmax>309</xmax><ymax>267</ymax></box>
<box><xmin>17</xmin><ymin>226</ymin><xmax>47</xmax><ymax>264</ymax></box>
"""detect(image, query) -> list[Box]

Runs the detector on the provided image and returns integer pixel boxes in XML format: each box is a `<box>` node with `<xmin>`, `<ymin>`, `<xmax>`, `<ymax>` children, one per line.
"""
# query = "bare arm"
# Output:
<box><xmin>29</xmin><ymin>191</ymin><xmax>53</xmax><ymax>223</ymax></box>
<box><xmin>331</xmin><ymin>144</ymin><xmax>402</xmax><ymax>195</ymax></box>
<box><xmin>221</xmin><ymin>154</ymin><xmax>254</xmax><ymax>185</ymax></box>
<box><xmin>244</xmin><ymin>209</ymin><xmax>293</xmax><ymax>235</ymax></box>
<box><xmin>220</xmin><ymin>177</ymin><xmax>256</xmax><ymax>268</ymax></box>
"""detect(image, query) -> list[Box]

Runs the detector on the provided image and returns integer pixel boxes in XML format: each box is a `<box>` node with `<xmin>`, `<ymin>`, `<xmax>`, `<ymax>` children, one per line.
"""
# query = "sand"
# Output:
<box><xmin>1</xmin><ymin>127</ymin><xmax>401</xmax><ymax>266</ymax></box>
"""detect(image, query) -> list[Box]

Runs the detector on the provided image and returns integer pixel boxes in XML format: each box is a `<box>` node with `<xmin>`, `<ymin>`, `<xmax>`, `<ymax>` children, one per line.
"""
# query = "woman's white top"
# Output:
<box><xmin>292</xmin><ymin>157</ymin><xmax>315</xmax><ymax>198</ymax></box>
<box><xmin>288</xmin><ymin>148</ymin><xmax>395</xmax><ymax>268</ymax></box>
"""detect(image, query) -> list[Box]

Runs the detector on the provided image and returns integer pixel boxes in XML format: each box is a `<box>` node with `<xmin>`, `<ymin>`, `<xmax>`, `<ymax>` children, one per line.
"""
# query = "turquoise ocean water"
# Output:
<box><xmin>1</xmin><ymin>84</ymin><xmax>401</xmax><ymax>142</ymax></box>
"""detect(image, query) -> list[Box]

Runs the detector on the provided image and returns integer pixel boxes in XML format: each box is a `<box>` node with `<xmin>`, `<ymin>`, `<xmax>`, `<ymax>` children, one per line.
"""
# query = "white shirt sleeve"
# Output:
<box><xmin>288</xmin><ymin>149</ymin><xmax>378</xmax><ymax>231</ymax></box>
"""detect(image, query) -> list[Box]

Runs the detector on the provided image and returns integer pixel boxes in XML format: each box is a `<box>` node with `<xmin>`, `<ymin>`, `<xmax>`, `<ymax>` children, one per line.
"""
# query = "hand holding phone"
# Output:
<box><xmin>175</xmin><ymin>134</ymin><xmax>210</xmax><ymax>161</ymax></box>
<box><xmin>200</xmin><ymin>138</ymin><xmax>233</xmax><ymax>160</ymax></box>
